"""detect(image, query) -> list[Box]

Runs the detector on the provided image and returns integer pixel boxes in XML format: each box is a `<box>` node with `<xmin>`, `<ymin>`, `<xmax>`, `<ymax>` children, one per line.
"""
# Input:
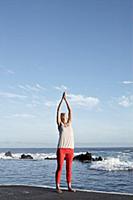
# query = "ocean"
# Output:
<box><xmin>0</xmin><ymin>147</ymin><xmax>133</xmax><ymax>194</ymax></box>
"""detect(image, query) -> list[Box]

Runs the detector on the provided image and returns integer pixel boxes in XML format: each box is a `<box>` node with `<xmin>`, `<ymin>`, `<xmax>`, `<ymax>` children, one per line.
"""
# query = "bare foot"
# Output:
<box><xmin>56</xmin><ymin>188</ymin><xmax>63</xmax><ymax>194</ymax></box>
<box><xmin>68</xmin><ymin>187</ymin><xmax>76</xmax><ymax>192</ymax></box>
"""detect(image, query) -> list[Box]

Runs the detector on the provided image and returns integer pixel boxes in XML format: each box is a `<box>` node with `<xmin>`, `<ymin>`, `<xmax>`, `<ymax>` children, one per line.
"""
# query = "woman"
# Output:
<box><xmin>55</xmin><ymin>92</ymin><xmax>75</xmax><ymax>193</ymax></box>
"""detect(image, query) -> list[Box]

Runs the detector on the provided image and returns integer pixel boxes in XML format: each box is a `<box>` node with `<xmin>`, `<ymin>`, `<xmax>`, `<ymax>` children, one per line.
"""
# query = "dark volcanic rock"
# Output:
<box><xmin>74</xmin><ymin>152</ymin><xmax>92</xmax><ymax>162</ymax></box>
<box><xmin>74</xmin><ymin>152</ymin><xmax>103</xmax><ymax>162</ymax></box>
<box><xmin>94</xmin><ymin>156</ymin><xmax>102</xmax><ymax>161</ymax></box>
<box><xmin>5</xmin><ymin>151</ymin><xmax>12</xmax><ymax>157</ymax></box>
<box><xmin>45</xmin><ymin>157</ymin><xmax>56</xmax><ymax>160</ymax></box>
<box><xmin>20</xmin><ymin>154</ymin><xmax>33</xmax><ymax>159</ymax></box>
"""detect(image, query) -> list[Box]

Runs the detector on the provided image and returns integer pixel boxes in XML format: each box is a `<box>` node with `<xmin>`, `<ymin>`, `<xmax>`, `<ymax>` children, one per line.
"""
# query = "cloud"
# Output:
<box><xmin>13</xmin><ymin>113</ymin><xmax>36</xmax><ymax>118</ymax></box>
<box><xmin>26</xmin><ymin>99</ymin><xmax>41</xmax><ymax>108</ymax></box>
<box><xmin>5</xmin><ymin>113</ymin><xmax>36</xmax><ymax>118</ymax></box>
<box><xmin>118</xmin><ymin>95</ymin><xmax>133</xmax><ymax>107</ymax></box>
<box><xmin>54</xmin><ymin>85</ymin><xmax>68</xmax><ymax>91</ymax></box>
<box><xmin>7</xmin><ymin>69</ymin><xmax>15</xmax><ymax>74</ymax></box>
<box><xmin>0</xmin><ymin>66</ymin><xmax>15</xmax><ymax>75</ymax></box>
<box><xmin>0</xmin><ymin>92</ymin><xmax>27</xmax><ymax>99</ymax></box>
<box><xmin>67</xmin><ymin>93</ymin><xmax>100</xmax><ymax>109</ymax></box>
<box><xmin>18</xmin><ymin>83</ymin><xmax>46</xmax><ymax>92</ymax></box>
<box><xmin>122</xmin><ymin>81</ymin><xmax>133</xmax><ymax>85</ymax></box>
<box><xmin>44</xmin><ymin>101</ymin><xmax>56</xmax><ymax>107</ymax></box>
<box><xmin>36</xmin><ymin>83</ymin><xmax>46</xmax><ymax>90</ymax></box>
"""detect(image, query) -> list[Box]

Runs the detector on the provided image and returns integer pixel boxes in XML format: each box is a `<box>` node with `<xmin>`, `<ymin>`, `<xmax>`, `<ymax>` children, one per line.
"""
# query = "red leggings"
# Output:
<box><xmin>56</xmin><ymin>148</ymin><xmax>74</xmax><ymax>185</ymax></box>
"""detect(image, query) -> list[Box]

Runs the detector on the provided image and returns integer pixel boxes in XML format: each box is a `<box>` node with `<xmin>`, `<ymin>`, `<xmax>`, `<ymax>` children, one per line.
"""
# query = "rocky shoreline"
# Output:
<box><xmin>0</xmin><ymin>185</ymin><xmax>132</xmax><ymax>200</ymax></box>
<box><xmin>4</xmin><ymin>151</ymin><xmax>103</xmax><ymax>162</ymax></box>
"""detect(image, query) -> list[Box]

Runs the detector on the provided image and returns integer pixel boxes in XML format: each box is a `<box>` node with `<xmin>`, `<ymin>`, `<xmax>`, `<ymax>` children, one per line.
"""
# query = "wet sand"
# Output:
<box><xmin>0</xmin><ymin>185</ymin><xmax>133</xmax><ymax>200</ymax></box>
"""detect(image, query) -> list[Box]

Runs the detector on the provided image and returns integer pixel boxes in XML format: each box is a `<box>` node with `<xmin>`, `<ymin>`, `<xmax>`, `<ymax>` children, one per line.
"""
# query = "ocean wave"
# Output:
<box><xmin>90</xmin><ymin>157</ymin><xmax>133</xmax><ymax>171</ymax></box>
<box><xmin>0</xmin><ymin>152</ymin><xmax>56</xmax><ymax>160</ymax></box>
<box><xmin>0</xmin><ymin>151</ymin><xmax>86</xmax><ymax>160</ymax></box>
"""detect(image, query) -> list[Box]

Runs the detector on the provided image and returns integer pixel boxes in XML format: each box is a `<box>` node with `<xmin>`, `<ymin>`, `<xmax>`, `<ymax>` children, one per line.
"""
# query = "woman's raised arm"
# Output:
<box><xmin>56</xmin><ymin>93</ymin><xmax>64</xmax><ymax>126</ymax></box>
<box><xmin>64</xmin><ymin>93</ymin><xmax>72</xmax><ymax>123</ymax></box>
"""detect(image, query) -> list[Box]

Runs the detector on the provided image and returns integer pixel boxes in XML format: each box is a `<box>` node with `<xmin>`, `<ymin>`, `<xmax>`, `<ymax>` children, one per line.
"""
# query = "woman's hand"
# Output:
<box><xmin>62</xmin><ymin>91</ymin><xmax>67</xmax><ymax>100</ymax></box>
<box><xmin>61</xmin><ymin>92</ymin><xmax>65</xmax><ymax>100</ymax></box>
<box><xmin>62</xmin><ymin>91</ymin><xmax>72</xmax><ymax>123</ymax></box>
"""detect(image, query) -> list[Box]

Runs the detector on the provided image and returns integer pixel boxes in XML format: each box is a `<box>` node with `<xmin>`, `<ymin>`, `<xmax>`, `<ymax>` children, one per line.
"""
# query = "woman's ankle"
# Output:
<box><xmin>56</xmin><ymin>183</ymin><xmax>60</xmax><ymax>189</ymax></box>
<box><xmin>67</xmin><ymin>182</ymin><xmax>72</xmax><ymax>189</ymax></box>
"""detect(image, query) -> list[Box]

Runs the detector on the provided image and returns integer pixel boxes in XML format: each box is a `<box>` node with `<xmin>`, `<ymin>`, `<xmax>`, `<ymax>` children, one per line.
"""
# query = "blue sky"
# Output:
<box><xmin>0</xmin><ymin>0</ymin><xmax>133</xmax><ymax>147</ymax></box>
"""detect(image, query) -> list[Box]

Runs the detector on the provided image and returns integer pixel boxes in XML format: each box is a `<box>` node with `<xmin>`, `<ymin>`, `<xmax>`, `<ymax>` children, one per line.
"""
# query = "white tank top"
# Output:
<box><xmin>57</xmin><ymin>122</ymin><xmax>74</xmax><ymax>149</ymax></box>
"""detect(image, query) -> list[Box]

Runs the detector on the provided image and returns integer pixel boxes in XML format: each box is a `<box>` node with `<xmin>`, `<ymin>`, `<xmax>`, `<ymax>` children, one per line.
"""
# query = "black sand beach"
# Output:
<box><xmin>0</xmin><ymin>185</ymin><xmax>133</xmax><ymax>200</ymax></box>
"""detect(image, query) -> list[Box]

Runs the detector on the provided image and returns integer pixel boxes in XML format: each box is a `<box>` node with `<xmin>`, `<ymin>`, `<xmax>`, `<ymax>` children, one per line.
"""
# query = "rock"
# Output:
<box><xmin>5</xmin><ymin>151</ymin><xmax>12</xmax><ymax>157</ymax></box>
<box><xmin>94</xmin><ymin>156</ymin><xmax>102</xmax><ymax>161</ymax></box>
<box><xmin>74</xmin><ymin>152</ymin><xmax>103</xmax><ymax>162</ymax></box>
<box><xmin>20</xmin><ymin>154</ymin><xmax>33</xmax><ymax>159</ymax></box>
<box><xmin>45</xmin><ymin>157</ymin><xmax>56</xmax><ymax>160</ymax></box>
<box><xmin>74</xmin><ymin>152</ymin><xmax>92</xmax><ymax>162</ymax></box>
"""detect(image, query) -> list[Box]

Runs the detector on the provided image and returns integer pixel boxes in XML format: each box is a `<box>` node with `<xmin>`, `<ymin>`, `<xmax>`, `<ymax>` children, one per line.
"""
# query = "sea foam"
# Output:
<box><xmin>0</xmin><ymin>151</ymin><xmax>86</xmax><ymax>160</ymax></box>
<box><xmin>90</xmin><ymin>157</ymin><xmax>133</xmax><ymax>171</ymax></box>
